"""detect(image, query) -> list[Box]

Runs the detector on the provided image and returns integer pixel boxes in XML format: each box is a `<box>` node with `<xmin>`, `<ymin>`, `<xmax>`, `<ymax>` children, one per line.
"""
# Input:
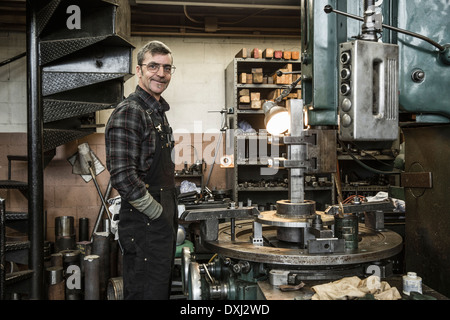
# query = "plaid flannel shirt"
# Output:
<box><xmin>105</xmin><ymin>85</ymin><xmax>171</xmax><ymax>202</ymax></box>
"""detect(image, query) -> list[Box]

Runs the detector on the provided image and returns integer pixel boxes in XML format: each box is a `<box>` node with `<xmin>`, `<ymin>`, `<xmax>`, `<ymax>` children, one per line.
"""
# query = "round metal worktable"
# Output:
<box><xmin>202</xmin><ymin>217</ymin><xmax>403</xmax><ymax>267</ymax></box>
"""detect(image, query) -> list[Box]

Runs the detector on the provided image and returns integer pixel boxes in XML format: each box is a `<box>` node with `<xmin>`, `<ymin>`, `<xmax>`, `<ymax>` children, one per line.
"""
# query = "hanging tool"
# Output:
<box><xmin>68</xmin><ymin>143</ymin><xmax>112</xmax><ymax>226</ymax></box>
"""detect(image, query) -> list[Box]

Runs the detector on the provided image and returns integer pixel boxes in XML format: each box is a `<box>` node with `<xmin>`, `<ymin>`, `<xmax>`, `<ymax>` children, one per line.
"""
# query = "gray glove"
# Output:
<box><xmin>129</xmin><ymin>192</ymin><xmax>163</xmax><ymax>220</ymax></box>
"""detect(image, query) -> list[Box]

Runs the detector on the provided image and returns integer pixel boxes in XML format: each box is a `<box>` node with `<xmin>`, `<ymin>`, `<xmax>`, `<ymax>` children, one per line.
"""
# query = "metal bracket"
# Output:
<box><xmin>401</xmin><ymin>172</ymin><xmax>432</xmax><ymax>188</ymax></box>
<box><xmin>180</xmin><ymin>207</ymin><xmax>258</xmax><ymax>242</ymax></box>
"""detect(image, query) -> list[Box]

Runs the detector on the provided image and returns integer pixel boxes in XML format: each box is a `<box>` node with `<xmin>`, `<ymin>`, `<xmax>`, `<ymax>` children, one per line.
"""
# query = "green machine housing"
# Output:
<box><xmin>301</xmin><ymin>0</ymin><xmax>450</xmax><ymax>297</ymax></box>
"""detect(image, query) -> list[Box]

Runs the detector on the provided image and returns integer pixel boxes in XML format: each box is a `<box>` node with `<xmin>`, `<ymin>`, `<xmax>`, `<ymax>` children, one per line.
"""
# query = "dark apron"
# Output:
<box><xmin>118</xmin><ymin>93</ymin><xmax>178</xmax><ymax>300</ymax></box>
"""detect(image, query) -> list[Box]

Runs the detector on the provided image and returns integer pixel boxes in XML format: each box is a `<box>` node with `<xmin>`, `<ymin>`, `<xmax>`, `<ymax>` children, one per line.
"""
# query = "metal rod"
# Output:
<box><xmin>91</xmin><ymin>180</ymin><xmax>112</xmax><ymax>242</ymax></box>
<box><xmin>89</xmin><ymin>167</ymin><xmax>112</xmax><ymax>222</ymax></box>
<box><xmin>324</xmin><ymin>5</ymin><xmax>445</xmax><ymax>52</ymax></box>
<box><xmin>27</xmin><ymin>0</ymin><xmax>45</xmax><ymax>300</ymax></box>
<box><xmin>0</xmin><ymin>198</ymin><xmax>5</xmax><ymax>300</ymax></box>
<box><xmin>84</xmin><ymin>255</ymin><xmax>100</xmax><ymax>300</ymax></box>
<box><xmin>230</xmin><ymin>218</ymin><xmax>235</xmax><ymax>241</ymax></box>
<box><xmin>0</xmin><ymin>52</ymin><xmax>26</xmax><ymax>68</ymax></box>
<box><xmin>92</xmin><ymin>232</ymin><xmax>110</xmax><ymax>299</ymax></box>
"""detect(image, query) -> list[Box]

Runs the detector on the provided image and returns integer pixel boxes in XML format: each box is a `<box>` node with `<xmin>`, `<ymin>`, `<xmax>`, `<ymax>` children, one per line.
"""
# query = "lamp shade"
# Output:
<box><xmin>263</xmin><ymin>101</ymin><xmax>289</xmax><ymax>135</ymax></box>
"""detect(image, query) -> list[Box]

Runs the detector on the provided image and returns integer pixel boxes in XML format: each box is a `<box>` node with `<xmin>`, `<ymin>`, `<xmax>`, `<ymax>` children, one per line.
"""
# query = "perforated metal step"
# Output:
<box><xmin>5</xmin><ymin>270</ymin><xmax>34</xmax><ymax>286</ymax></box>
<box><xmin>0</xmin><ymin>180</ymin><xmax>28</xmax><ymax>191</ymax></box>
<box><xmin>43</xmin><ymin>128</ymin><xmax>93</xmax><ymax>152</ymax></box>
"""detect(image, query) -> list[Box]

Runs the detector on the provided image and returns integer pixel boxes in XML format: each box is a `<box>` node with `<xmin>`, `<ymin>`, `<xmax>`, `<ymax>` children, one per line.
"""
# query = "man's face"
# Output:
<box><xmin>137</xmin><ymin>51</ymin><xmax>172</xmax><ymax>100</ymax></box>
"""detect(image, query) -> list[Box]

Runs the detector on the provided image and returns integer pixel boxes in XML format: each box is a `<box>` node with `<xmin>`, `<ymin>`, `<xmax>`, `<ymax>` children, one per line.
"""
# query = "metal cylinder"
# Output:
<box><xmin>107</xmin><ymin>277</ymin><xmax>123</xmax><ymax>300</ymax></box>
<box><xmin>76</xmin><ymin>241</ymin><xmax>92</xmax><ymax>275</ymax></box>
<box><xmin>47</xmin><ymin>266</ymin><xmax>64</xmax><ymax>285</ymax></box>
<box><xmin>78</xmin><ymin>217</ymin><xmax>89</xmax><ymax>242</ymax></box>
<box><xmin>84</xmin><ymin>255</ymin><xmax>100</xmax><ymax>300</ymax></box>
<box><xmin>47</xmin><ymin>266</ymin><xmax>65</xmax><ymax>300</ymax></box>
<box><xmin>50</xmin><ymin>252</ymin><xmax>63</xmax><ymax>267</ymax></box>
<box><xmin>277</xmin><ymin>227</ymin><xmax>305</xmax><ymax>244</ymax></box>
<box><xmin>92</xmin><ymin>231</ymin><xmax>110</xmax><ymax>299</ymax></box>
<box><xmin>61</xmin><ymin>249</ymin><xmax>82</xmax><ymax>300</ymax></box>
<box><xmin>335</xmin><ymin>214</ymin><xmax>359</xmax><ymax>251</ymax></box>
<box><xmin>55</xmin><ymin>216</ymin><xmax>76</xmax><ymax>252</ymax></box>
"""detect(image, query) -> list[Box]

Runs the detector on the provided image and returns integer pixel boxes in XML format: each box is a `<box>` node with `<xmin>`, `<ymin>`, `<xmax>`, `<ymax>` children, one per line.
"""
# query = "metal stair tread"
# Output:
<box><xmin>5</xmin><ymin>211</ymin><xmax>28</xmax><ymax>220</ymax></box>
<box><xmin>7</xmin><ymin>155</ymin><xmax>28</xmax><ymax>161</ymax></box>
<box><xmin>0</xmin><ymin>180</ymin><xmax>28</xmax><ymax>190</ymax></box>
<box><xmin>5</xmin><ymin>240</ymin><xmax>30</xmax><ymax>251</ymax></box>
<box><xmin>5</xmin><ymin>270</ymin><xmax>34</xmax><ymax>284</ymax></box>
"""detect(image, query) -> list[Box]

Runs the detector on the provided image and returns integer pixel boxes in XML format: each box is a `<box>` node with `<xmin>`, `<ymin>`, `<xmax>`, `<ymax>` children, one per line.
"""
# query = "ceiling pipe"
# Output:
<box><xmin>135</xmin><ymin>0</ymin><xmax>300</xmax><ymax>10</ymax></box>
<box><xmin>131</xmin><ymin>30</ymin><xmax>301</xmax><ymax>38</ymax></box>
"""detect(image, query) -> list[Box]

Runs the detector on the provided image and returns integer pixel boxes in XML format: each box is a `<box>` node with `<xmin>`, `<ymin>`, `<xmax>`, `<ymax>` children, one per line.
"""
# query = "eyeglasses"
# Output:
<box><xmin>139</xmin><ymin>62</ymin><xmax>176</xmax><ymax>75</ymax></box>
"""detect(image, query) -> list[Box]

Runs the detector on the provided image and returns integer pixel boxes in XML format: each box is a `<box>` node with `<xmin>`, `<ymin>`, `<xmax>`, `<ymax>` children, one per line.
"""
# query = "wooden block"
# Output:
<box><xmin>283</xmin><ymin>51</ymin><xmax>291</xmax><ymax>60</ymax></box>
<box><xmin>274</xmin><ymin>50</ymin><xmax>283</xmax><ymax>59</ymax></box>
<box><xmin>236</xmin><ymin>48</ymin><xmax>247</xmax><ymax>58</ymax></box>
<box><xmin>291</xmin><ymin>51</ymin><xmax>300</xmax><ymax>60</ymax></box>
<box><xmin>251</xmin><ymin>68</ymin><xmax>263</xmax><ymax>74</ymax></box>
<box><xmin>251</xmin><ymin>92</ymin><xmax>260</xmax><ymax>101</ymax></box>
<box><xmin>272</xmin><ymin>69</ymin><xmax>288</xmax><ymax>84</ymax></box>
<box><xmin>246</xmin><ymin>74</ymin><xmax>253</xmax><ymax>84</ymax></box>
<box><xmin>238</xmin><ymin>104</ymin><xmax>251</xmax><ymax>110</ymax></box>
<box><xmin>283</xmin><ymin>63</ymin><xmax>293</xmax><ymax>72</ymax></box>
<box><xmin>251</xmin><ymin>48</ymin><xmax>260</xmax><ymax>58</ymax></box>
<box><xmin>251</xmin><ymin>100</ymin><xmax>262</xmax><ymax>109</ymax></box>
<box><xmin>286</xmin><ymin>73</ymin><xmax>293</xmax><ymax>84</ymax></box>
<box><xmin>267</xmin><ymin>89</ymin><xmax>282</xmax><ymax>100</ymax></box>
<box><xmin>239</xmin><ymin>95</ymin><xmax>250</xmax><ymax>103</ymax></box>
<box><xmin>252</xmin><ymin>73</ymin><xmax>263</xmax><ymax>84</ymax></box>
<box><xmin>239</xmin><ymin>73</ymin><xmax>247</xmax><ymax>83</ymax></box>
<box><xmin>263</xmin><ymin>48</ymin><xmax>274</xmax><ymax>59</ymax></box>
<box><xmin>239</xmin><ymin>89</ymin><xmax>249</xmax><ymax>96</ymax></box>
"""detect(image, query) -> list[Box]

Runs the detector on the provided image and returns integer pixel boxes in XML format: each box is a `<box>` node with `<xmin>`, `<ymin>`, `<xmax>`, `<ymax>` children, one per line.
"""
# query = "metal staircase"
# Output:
<box><xmin>0</xmin><ymin>0</ymin><xmax>133</xmax><ymax>299</ymax></box>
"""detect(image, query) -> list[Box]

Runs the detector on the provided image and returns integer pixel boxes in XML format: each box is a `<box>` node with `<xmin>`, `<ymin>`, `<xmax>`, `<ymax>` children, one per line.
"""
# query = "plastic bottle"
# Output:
<box><xmin>403</xmin><ymin>272</ymin><xmax>422</xmax><ymax>295</ymax></box>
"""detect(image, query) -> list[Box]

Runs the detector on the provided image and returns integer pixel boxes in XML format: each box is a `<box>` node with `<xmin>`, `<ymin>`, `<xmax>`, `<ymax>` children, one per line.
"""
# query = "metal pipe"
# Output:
<box><xmin>92</xmin><ymin>232</ymin><xmax>110</xmax><ymax>299</ymax></box>
<box><xmin>0</xmin><ymin>52</ymin><xmax>26</xmax><ymax>68</ymax></box>
<box><xmin>46</xmin><ymin>266</ymin><xmax>65</xmax><ymax>300</ymax></box>
<box><xmin>84</xmin><ymin>255</ymin><xmax>100</xmax><ymax>300</ymax></box>
<box><xmin>78</xmin><ymin>218</ymin><xmax>89</xmax><ymax>242</ymax></box>
<box><xmin>131</xmin><ymin>31</ymin><xmax>300</xmax><ymax>39</ymax></box>
<box><xmin>61</xmin><ymin>249</ymin><xmax>82</xmax><ymax>300</ymax></box>
<box><xmin>27</xmin><ymin>0</ymin><xmax>45</xmax><ymax>300</ymax></box>
<box><xmin>135</xmin><ymin>0</ymin><xmax>300</xmax><ymax>10</ymax></box>
<box><xmin>0</xmin><ymin>198</ymin><xmax>5</xmax><ymax>300</ymax></box>
<box><xmin>91</xmin><ymin>180</ymin><xmax>112</xmax><ymax>241</ymax></box>
<box><xmin>324</xmin><ymin>5</ymin><xmax>445</xmax><ymax>51</ymax></box>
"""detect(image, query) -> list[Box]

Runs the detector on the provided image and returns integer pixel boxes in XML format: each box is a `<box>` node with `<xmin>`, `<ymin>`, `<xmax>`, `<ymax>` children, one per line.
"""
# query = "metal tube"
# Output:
<box><xmin>55</xmin><ymin>216</ymin><xmax>76</xmax><ymax>252</ymax></box>
<box><xmin>0</xmin><ymin>198</ymin><xmax>5</xmax><ymax>300</ymax></box>
<box><xmin>92</xmin><ymin>232</ymin><xmax>111</xmax><ymax>299</ymax></box>
<box><xmin>84</xmin><ymin>255</ymin><xmax>100</xmax><ymax>300</ymax></box>
<box><xmin>27</xmin><ymin>0</ymin><xmax>44</xmax><ymax>300</ymax></box>
<box><xmin>91</xmin><ymin>180</ymin><xmax>112</xmax><ymax>241</ymax></box>
<box><xmin>46</xmin><ymin>266</ymin><xmax>65</xmax><ymax>300</ymax></box>
<box><xmin>79</xmin><ymin>217</ymin><xmax>89</xmax><ymax>242</ymax></box>
<box><xmin>50</xmin><ymin>252</ymin><xmax>63</xmax><ymax>267</ymax></box>
<box><xmin>61</xmin><ymin>249</ymin><xmax>82</xmax><ymax>300</ymax></box>
<box><xmin>0</xmin><ymin>52</ymin><xmax>26</xmax><ymax>67</ymax></box>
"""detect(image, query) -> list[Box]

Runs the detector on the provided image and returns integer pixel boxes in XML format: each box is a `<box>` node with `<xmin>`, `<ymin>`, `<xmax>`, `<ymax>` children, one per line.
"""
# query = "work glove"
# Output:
<box><xmin>129</xmin><ymin>192</ymin><xmax>163</xmax><ymax>220</ymax></box>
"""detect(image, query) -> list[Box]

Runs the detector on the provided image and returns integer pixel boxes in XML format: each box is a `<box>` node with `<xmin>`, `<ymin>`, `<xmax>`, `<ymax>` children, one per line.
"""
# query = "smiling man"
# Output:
<box><xmin>105</xmin><ymin>41</ymin><xmax>178</xmax><ymax>300</ymax></box>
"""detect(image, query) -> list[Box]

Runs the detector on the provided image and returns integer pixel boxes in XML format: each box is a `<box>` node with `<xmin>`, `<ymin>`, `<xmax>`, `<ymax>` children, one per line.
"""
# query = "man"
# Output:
<box><xmin>105</xmin><ymin>40</ymin><xmax>178</xmax><ymax>300</ymax></box>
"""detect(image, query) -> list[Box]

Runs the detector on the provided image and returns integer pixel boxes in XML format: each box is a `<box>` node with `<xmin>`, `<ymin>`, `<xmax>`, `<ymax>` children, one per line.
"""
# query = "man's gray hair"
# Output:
<box><xmin>137</xmin><ymin>40</ymin><xmax>173</xmax><ymax>65</ymax></box>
